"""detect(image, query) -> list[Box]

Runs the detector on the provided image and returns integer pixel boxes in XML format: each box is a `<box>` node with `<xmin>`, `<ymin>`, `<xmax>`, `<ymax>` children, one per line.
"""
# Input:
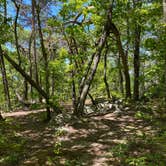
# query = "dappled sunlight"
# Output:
<box><xmin>1</xmin><ymin>105</ymin><xmax>166</xmax><ymax>165</ymax></box>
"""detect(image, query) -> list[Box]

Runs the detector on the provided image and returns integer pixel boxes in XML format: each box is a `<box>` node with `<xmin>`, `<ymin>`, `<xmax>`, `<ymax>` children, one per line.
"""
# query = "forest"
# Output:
<box><xmin>0</xmin><ymin>0</ymin><xmax>166</xmax><ymax>165</ymax></box>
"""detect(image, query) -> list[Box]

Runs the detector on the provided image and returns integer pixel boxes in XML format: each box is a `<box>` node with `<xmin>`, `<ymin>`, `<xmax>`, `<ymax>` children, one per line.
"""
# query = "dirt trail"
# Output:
<box><xmin>1</xmin><ymin>108</ymin><xmax>159</xmax><ymax>166</ymax></box>
<box><xmin>2</xmin><ymin>109</ymin><xmax>45</xmax><ymax>118</ymax></box>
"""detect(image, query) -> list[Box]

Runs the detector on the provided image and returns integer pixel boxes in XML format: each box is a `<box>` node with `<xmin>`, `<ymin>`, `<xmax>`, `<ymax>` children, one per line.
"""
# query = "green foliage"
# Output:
<box><xmin>0</xmin><ymin>120</ymin><xmax>26</xmax><ymax>166</ymax></box>
<box><xmin>54</xmin><ymin>141</ymin><xmax>62</xmax><ymax>155</ymax></box>
<box><xmin>64</xmin><ymin>159</ymin><xmax>83</xmax><ymax>166</ymax></box>
<box><xmin>126</xmin><ymin>156</ymin><xmax>147</xmax><ymax>166</ymax></box>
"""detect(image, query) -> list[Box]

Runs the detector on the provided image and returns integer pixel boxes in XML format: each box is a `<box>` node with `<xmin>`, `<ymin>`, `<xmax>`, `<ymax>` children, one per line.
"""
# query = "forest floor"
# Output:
<box><xmin>0</xmin><ymin>101</ymin><xmax>166</xmax><ymax>166</ymax></box>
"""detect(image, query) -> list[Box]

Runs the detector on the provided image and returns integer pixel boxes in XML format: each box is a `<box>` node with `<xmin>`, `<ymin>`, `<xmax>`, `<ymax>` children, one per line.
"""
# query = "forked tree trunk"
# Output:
<box><xmin>75</xmin><ymin>30</ymin><xmax>110</xmax><ymax>116</ymax></box>
<box><xmin>75</xmin><ymin>4</ymin><xmax>113</xmax><ymax>116</ymax></box>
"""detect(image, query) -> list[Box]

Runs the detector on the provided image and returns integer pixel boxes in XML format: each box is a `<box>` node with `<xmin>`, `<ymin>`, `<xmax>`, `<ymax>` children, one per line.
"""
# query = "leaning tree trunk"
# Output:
<box><xmin>75</xmin><ymin>4</ymin><xmax>113</xmax><ymax>116</ymax></box>
<box><xmin>75</xmin><ymin>31</ymin><xmax>110</xmax><ymax>116</ymax></box>
<box><xmin>0</xmin><ymin>46</ymin><xmax>11</xmax><ymax>110</ymax></box>
<box><xmin>2</xmin><ymin>49</ymin><xmax>61</xmax><ymax>118</ymax></box>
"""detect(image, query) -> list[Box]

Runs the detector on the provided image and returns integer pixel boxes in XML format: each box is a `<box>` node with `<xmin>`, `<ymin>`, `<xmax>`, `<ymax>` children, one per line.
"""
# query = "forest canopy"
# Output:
<box><xmin>0</xmin><ymin>0</ymin><xmax>165</xmax><ymax>118</ymax></box>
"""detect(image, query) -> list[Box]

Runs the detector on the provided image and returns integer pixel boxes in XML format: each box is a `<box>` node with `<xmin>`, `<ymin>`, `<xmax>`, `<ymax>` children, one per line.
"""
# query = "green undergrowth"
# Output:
<box><xmin>107</xmin><ymin>133</ymin><xmax>166</xmax><ymax>165</ymax></box>
<box><xmin>0</xmin><ymin>119</ymin><xmax>27</xmax><ymax>166</ymax></box>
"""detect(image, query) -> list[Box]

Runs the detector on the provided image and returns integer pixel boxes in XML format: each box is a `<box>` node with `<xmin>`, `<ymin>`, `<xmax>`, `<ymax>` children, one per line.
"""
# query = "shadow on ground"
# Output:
<box><xmin>0</xmin><ymin>108</ymin><xmax>166</xmax><ymax>166</ymax></box>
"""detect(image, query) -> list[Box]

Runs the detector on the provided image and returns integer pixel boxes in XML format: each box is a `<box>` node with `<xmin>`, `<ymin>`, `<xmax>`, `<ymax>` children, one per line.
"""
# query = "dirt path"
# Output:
<box><xmin>0</xmin><ymin>109</ymin><xmax>164</xmax><ymax>166</ymax></box>
<box><xmin>2</xmin><ymin>109</ymin><xmax>45</xmax><ymax>118</ymax></box>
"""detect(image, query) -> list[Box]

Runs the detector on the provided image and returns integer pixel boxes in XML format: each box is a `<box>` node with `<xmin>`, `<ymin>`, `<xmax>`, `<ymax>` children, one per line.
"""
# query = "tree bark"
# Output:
<box><xmin>118</xmin><ymin>54</ymin><xmax>124</xmax><ymax>95</ymax></box>
<box><xmin>2</xmin><ymin>49</ymin><xmax>47</xmax><ymax>99</ymax></box>
<box><xmin>133</xmin><ymin>24</ymin><xmax>141</xmax><ymax>100</ymax></box>
<box><xmin>3</xmin><ymin>49</ymin><xmax>61</xmax><ymax>113</ymax></box>
<box><xmin>35</xmin><ymin>2</ymin><xmax>51</xmax><ymax>120</ymax></box>
<box><xmin>75</xmin><ymin>4</ymin><xmax>113</xmax><ymax>116</ymax></box>
<box><xmin>75</xmin><ymin>30</ymin><xmax>110</xmax><ymax>116</ymax></box>
<box><xmin>12</xmin><ymin>1</ymin><xmax>21</xmax><ymax>65</ymax></box>
<box><xmin>32</xmin><ymin>0</ymin><xmax>39</xmax><ymax>85</ymax></box>
<box><xmin>104</xmin><ymin>47</ymin><xmax>111</xmax><ymax>99</ymax></box>
<box><xmin>0</xmin><ymin>46</ymin><xmax>11</xmax><ymax>110</ymax></box>
<box><xmin>110</xmin><ymin>23</ymin><xmax>131</xmax><ymax>98</ymax></box>
<box><xmin>163</xmin><ymin>0</ymin><xmax>166</xmax><ymax>101</ymax></box>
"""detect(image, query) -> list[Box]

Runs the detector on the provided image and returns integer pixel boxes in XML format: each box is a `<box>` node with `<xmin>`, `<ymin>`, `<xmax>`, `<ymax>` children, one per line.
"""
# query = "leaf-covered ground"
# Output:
<box><xmin>0</xmin><ymin>102</ymin><xmax>166</xmax><ymax>166</ymax></box>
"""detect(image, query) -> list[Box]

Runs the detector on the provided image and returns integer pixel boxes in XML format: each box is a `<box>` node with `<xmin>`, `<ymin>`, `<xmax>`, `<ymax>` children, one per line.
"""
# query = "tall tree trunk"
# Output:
<box><xmin>0</xmin><ymin>46</ymin><xmax>11</xmax><ymax>110</ymax></box>
<box><xmin>118</xmin><ymin>54</ymin><xmax>124</xmax><ymax>95</ymax></box>
<box><xmin>110</xmin><ymin>23</ymin><xmax>131</xmax><ymax>98</ymax></box>
<box><xmin>0</xmin><ymin>1</ymin><xmax>11</xmax><ymax>111</ymax></box>
<box><xmin>13</xmin><ymin>1</ymin><xmax>21</xmax><ymax>65</ymax></box>
<box><xmin>75</xmin><ymin>4</ymin><xmax>113</xmax><ymax>116</ymax></box>
<box><xmin>32</xmin><ymin>0</ymin><xmax>39</xmax><ymax>85</ymax></box>
<box><xmin>75</xmin><ymin>30</ymin><xmax>110</xmax><ymax>116</ymax></box>
<box><xmin>163</xmin><ymin>0</ymin><xmax>166</xmax><ymax>101</ymax></box>
<box><xmin>104</xmin><ymin>48</ymin><xmax>111</xmax><ymax>99</ymax></box>
<box><xmin>35</xmin><ymin>3</ymin><xmax>51</xmax><ymax>120</ymax></box>
<box><xmin>133</xmin><ymin>25</ymin><xmax>141</xmax><ymax>100</ymax></box>
<box><xmin>28</xmin><ymin>32</ymin><xmax>33</xmax><ymax>99</ymax></box>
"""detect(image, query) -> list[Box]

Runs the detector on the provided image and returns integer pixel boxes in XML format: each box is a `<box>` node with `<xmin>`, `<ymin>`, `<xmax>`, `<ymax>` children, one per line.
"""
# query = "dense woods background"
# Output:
<box><xmin>0</xmin><ymin>0</ymin><xmax>166</xmax><ymax>165</ymax></box>
<box><xmin>0</xmin><ymin>0</ymin><xmax>166</xmax><ymax>117</ymax></box>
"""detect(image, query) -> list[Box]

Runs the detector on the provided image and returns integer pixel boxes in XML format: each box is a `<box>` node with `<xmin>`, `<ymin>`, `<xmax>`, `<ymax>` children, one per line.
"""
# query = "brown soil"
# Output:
<box><xmin>1</xmin><ymin>107</ymin><xmax>161</xmax><ymax>166</ymax></box>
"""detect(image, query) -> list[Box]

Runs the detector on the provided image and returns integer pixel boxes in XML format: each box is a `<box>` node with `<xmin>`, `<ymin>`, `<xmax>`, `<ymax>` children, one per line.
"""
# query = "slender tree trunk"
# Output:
<box><xmin>28</xmin><ymin>32</ymin><xmax>33</xmax><ymax>99</ymax></box>
<box><xmin>75</xmin><ymin>30</ymin><xmax>110</xmax><ymax>116</ymax></box>
<box><xmin>71</xmin><ymin>71</ymin><xmax>77</xmax><ymax>111</ymax></box>
<box><xmin>118</xmin><ymin>54</ymin><xmax>124</xmax><ymax>95</ymax></box>
<box><xmin>104</xmin><ymin>48</ymin><xmax>111</xmax><ymax>99</ymax></box>
<box><xmin>133</xmin><ymin>25</ymin><xmax>141</xmax><ymax>100</ymax></box>
<box><xmin>2</xmin><ymin>49</ymin><xmax>61</xmax><ymax>115</ymax></box>
<box><xmin>24</xmin><ymin>79</ymin><xmax>28</xmax><ymax>101</ymax></box>
<box><xmin>4</xmin><ymin>0</ymin><xmax>7</xmax><ymax>24</ymax></box>
<box><xmin>163</xmin><ymin>0</ymin><xmax>166</xmax><ymax>101</ymax></box>
<box><xmin>35</xmin><ymin>3</ymin><xmax>51</xmax><ymax>120</ymax></box>
<box><xmin>0</xmin><ymin>46</ymin><xmax>11</xmax><ymax>110</ymax></box>
<box><xmin>32</xmin><ymin>0</ymin><xmax>39</xmax><ymax>85</ymax></box>
<box><xmin>2</xmin><ymin>50</ymin><xmax>47</xmax><ymax>98</ymax></box>
<box><xmin>0</xmin><ymin>2</ymin><xmax>11</xmax><ymax>111</ymax></box>
<box><xmin>110</xmin><ymin>23</ymin><xmax>131</xmax><ymax>98</ymax></box>
<box><xmin>75</xmin><ymin>4</ymin><xmax>113</xmax><ymax>116</ymax></box>
<box><xmin>51</xmin><ymin>71</ymin><xmax>55</xmax><ymax>96</ymax></box>
<box><xmin>13</xmin><ymin>1</ymin><xmax>21</xmax><ymax>65</ymax></box>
